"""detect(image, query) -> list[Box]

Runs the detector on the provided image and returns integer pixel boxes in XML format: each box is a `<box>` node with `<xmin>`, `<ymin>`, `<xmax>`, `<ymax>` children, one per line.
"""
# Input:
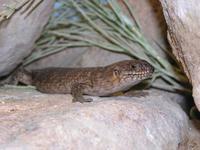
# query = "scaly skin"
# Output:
<box><xmin>14</xmin><ymin>60</ymin><xmax>154</xmax><ymax>103</ymax></box>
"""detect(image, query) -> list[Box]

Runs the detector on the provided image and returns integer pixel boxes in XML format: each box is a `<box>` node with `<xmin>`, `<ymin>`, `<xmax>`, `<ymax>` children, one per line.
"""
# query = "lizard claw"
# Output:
<box><xmin>84</xmin><ymin>98</ymin><xmax>93</xmax><ymax>102</ymax></box>
<box><xmin>72</xmin><ymin>97</ymin><xmax>93</xmax><ymax>103</ymax></box>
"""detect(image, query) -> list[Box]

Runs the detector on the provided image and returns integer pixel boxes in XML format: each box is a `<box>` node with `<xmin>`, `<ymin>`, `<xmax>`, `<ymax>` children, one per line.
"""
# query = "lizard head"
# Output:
<box><xmin>108</xmin><ymin>59</ymin><xmax>154</xmax><ymax>85</ymax></box>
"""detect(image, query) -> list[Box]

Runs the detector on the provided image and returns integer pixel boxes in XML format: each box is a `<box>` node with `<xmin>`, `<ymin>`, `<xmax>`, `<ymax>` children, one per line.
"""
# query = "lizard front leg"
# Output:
<box><xmin>71</xmin><ymin>83</ymin><xmax>93</xmax><ymax>103</ymax></box>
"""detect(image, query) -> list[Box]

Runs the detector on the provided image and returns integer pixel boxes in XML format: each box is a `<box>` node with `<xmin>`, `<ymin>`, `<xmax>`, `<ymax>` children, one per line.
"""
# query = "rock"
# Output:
<box><xmin>27</xmin><ymin>47</ymin><xmax>131</xmax><ymax>70</ymax></box>
<box><xmin>0</xmin><ymin>87</ymin><xmax>189</xmax><ymax>149</ymax></box>
<box><xmin>187</xmin><ymin>120</ymin><xmax>200</xmax><ymax>150</ymax></box>
<box><xmin>0</xmin><ymin>0</ymin><xmax>54</xmax><ymax>77</ymax></box>
<box><xmin>127</xmin><ymin>0</ymin><xmax>168</xmax><ymax>47</ymax></box>
<box><xmin>159</xmin><ymin>0</ymin><xmax>200</xmax><ymax>110</ymax></box>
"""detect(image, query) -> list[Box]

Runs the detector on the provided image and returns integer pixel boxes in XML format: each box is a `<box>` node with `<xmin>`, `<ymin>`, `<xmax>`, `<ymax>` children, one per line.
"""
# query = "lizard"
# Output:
<box><xmin>11</xmin><ymin>59</ymin><xmax>154</xmax><ymax>103</ymax></box>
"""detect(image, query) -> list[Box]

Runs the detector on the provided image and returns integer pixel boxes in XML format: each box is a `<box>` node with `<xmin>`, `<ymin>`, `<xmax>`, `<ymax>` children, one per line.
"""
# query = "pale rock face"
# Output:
<box><xmin>0</xmin><ymin>0</ymin><xmax>54</xmax><ymax>77</ymax></box>
<box><xmin>159</xmin><ymin>0</ymin><xmax>200</xmax><ymax>110</ymax></box>
<box><xmin>0</xmin><ymin>88</ymin><xmax>189</xmax><ymax>150</ymax></box>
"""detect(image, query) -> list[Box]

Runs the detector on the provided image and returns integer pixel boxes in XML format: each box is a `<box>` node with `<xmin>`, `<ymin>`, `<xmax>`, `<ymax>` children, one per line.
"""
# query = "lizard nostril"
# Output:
<box><xmin>131</xmin><ymin>65</ymin><xmax>136</xmax><ymax>70</ymax></box>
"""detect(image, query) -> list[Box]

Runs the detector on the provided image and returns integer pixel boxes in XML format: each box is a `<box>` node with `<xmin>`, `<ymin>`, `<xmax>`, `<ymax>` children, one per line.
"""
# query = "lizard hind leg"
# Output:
<box><xmin>71</xmin><ymin>83</ymin><xmax>93</xmax><ymax>103</ymax></box>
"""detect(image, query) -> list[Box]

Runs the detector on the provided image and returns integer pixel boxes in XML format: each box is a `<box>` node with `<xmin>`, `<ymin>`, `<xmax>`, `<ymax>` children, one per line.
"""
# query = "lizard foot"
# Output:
<box><xmin>72</xmin><ymin>97</ymin><xmax>93</xmax><ymax>103</ymax></box>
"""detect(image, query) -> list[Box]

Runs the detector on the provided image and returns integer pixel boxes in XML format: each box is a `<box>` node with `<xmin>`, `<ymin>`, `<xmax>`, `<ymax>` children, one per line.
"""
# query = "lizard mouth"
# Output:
<box><xmin>127</xmin><ymin>70</ymin><xmax>153</xmax><ymax>76</ymax></box>
<box><xmin>125</xmin><ymin>69</ymin><xmax>154</xmax><ymax>79</ymax></box>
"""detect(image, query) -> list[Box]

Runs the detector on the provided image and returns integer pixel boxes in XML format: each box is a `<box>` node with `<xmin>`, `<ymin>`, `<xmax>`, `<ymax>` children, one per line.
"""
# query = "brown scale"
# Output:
<box><xmin>13</xmin><ymin>60</ymin><xmax>154</xmax><ymax>103</ymax></box>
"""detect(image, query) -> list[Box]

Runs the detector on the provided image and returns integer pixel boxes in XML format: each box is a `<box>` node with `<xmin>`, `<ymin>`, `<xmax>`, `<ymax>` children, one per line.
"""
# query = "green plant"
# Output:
<box><xmin>0</xmin><ymin>0</ymin><xmax>43</xmax><ymax>23</ymax></box>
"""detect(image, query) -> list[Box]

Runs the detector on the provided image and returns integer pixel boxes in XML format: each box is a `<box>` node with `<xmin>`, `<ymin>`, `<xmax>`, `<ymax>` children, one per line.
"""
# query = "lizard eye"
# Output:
<box><xmin>113</xmin><ymin>69</ymin><xmax>120</xmax><ymax>76</ymax></box>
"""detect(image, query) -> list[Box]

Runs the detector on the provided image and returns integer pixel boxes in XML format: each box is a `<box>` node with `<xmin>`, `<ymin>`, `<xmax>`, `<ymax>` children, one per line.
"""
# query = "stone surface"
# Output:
<box><xmin>187</xmin><ymin>120</ymin><xmax>200</xmax><ymax>150</ymax></box>
<box><xmin>0</xmin><ymin>87</ymin><xmax>189</xmax><ymax>149</ymax></box>
<box><xmin>128</xmin><ymin>0</ymin><xmax>167</xmax><ymax>46</ymax></box>
<box><xmin>26</xmin><ymin>47</ymin><xmax>131</xmax><ymax>70</ymax></box>
<box><xmin>0</xmin><ymin>0</ymin><xmax>54</xmax><ymax>77</ymax></box>
<box><xmin>159</xmin><ymin>0</ymin><xmax>200</xmax><ymax>110</ymax></box>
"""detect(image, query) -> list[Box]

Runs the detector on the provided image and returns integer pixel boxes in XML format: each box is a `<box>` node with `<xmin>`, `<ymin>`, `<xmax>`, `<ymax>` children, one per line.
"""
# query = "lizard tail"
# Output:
<box><xmin>13</xmin><ymin>68</ymin><xmax>33</xmax><ymax>85</ymax></box>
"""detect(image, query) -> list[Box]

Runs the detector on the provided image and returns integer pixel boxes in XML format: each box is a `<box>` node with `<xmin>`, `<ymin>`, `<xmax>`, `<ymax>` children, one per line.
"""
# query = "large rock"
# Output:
<box><xmin>27</xmin><ymin>47</ymin><xmax>131</xmax><ymax>70</ymax></box>
<box><xmin>159</xmin><ymin>0</ymin><xmax>200</xmax><ymax>110</ymax></box>
<box><xmin>128</xmin><ymin>0</ymin><xmax>167</xmax><ymax>46</ymax></box>
<box><xmin>0</xmin><ymin>87</ymin><xmax>189</xmax><ymax>149</ymax></box>
<box><xmin>0</xmin><ymin>0</ymin><xmax>54</xmax><ymax>77</ymax></box>
<box><xmin>187</xmin><ymin>120</ymin><xmax>200</xmax><ymax>149</ymax></box>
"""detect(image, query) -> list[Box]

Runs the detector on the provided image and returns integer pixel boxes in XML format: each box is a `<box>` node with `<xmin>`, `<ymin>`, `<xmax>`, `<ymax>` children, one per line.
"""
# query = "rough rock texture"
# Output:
<box><xmin>0</xmin><ymin>87</ymin><xmax>189</xmax><ymax>149</ymax></box>
<box><xmin>0</xmin><ymin>0</ymin><xmax>54</xmax><ymax>77</ymax></box>
<box><xmin>128</xmin><ymin>0</ymin><xmax>167</xmax><ymax>46</ymax></box>
<box><xmin>28</xmin><ymin>0</ymin><xmax>168</xmax><ymax>70</ymax></box>
<box><xmin>187</xmin><ymin>120</ymin><xmax>200</xmax><ymax>150</ymax></box>
<box><xmin>27</xmin><ymin>47</ymin><xmax>131</xmax><ymax>70</ymax></box>
<box><xmin>159</xmin><ymin>0</ymin><xmax>200</xmax><ymax>110</ymax></box>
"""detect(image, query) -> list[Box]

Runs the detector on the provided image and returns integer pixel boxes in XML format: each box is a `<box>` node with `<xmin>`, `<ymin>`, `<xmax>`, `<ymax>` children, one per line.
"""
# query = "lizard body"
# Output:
<box><xmin>13</xmin><ymin>60</ymin><xmax>154</xmax><ymax>103</ymax></box>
